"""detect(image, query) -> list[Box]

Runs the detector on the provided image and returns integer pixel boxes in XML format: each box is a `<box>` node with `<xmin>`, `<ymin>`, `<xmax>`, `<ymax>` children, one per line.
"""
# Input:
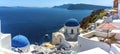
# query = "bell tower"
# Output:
<box><xmin>113</xmin><ymin>0</ymin><xmax>118</xmax><ymax>14</ymax></box>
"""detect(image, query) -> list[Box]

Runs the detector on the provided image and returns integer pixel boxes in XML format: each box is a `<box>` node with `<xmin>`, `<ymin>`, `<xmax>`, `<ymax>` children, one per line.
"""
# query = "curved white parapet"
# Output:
<box><xmin>0</xmin><ymin>47</ymin><xmax>18</xmax><ymax>54</ymax></box>
<box><xmin>111</xmin><ymin>44</ymin><xmax>120</xmax><ymax>54</ymax></box>
<box><xmin>78</xmin><ymin>47</ymin><xmax>109</xmax><ymax>54</ymax></box>
<box><xmin>78</xmin><ymin>35</ymin><xmax>110</xmax><ymax>52</ymax></box>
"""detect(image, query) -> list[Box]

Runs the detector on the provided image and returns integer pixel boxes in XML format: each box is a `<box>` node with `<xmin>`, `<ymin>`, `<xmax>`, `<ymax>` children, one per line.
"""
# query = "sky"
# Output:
<box><xmin>0</xmin><ymin>0</ymin><xmax>114</xmax><ymax>7</ymax></box>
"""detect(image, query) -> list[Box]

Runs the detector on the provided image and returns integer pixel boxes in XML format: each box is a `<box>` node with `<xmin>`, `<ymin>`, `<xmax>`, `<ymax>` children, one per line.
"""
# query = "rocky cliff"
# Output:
<box><xmin>80</xmin><ymin>9</ymin><xmax>105</xmax><ymax>29</ymax></box>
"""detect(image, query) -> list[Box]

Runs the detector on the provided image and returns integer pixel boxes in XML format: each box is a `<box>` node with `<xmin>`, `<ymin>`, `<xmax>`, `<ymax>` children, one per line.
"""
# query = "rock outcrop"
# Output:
<box><xmin>80</xmin><ymin>9</ymin><xmax>105</xmax><ymax>29</ymax></box>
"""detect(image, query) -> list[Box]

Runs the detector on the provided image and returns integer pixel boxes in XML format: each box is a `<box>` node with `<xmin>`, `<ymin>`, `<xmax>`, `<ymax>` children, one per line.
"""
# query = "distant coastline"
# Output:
<box><xmin>53</xmin><ymin>3</ymin><xmax>112</xmax><ymax>10</ymax></box>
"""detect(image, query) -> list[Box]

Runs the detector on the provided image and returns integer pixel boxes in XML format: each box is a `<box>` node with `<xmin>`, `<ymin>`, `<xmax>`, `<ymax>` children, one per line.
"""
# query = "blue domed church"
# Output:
<box><xmin>12</xmin><ymin>35</ymin><xmax>30</xmax><ymax>52</ymax></box>
<box><xmin>64</xmin><ymin>18</ymin><xmax>80</xmax><ymax>41</ymax></box>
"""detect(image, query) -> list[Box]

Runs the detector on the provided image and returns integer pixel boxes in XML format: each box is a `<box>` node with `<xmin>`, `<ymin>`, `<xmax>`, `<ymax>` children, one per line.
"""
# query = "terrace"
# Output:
<box><xmin>77</xmin><ymin>19</ymin><xmax>120</xmax><ymax>54</ymax></box>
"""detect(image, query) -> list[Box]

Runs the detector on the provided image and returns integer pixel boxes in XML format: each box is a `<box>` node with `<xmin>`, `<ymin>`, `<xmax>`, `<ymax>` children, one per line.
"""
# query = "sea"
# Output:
<box><xmin>0</xmin><ymin>7</ymin><xmax>92</xmax><ymax>44</ymax></box>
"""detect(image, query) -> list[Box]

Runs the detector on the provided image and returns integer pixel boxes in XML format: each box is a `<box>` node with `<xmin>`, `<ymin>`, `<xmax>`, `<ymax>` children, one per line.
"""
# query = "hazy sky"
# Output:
<box><xmin>0</xmin><ymin>0</ymin><xmax>114</xmax><ymax>7</ymax></box>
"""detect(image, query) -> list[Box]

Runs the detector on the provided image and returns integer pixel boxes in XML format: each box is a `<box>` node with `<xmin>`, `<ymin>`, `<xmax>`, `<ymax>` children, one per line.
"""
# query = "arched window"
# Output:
<box><xmin>71</xmin><ymin>29</ymin><xmax>74</xmax><ymax>34</ymax></box>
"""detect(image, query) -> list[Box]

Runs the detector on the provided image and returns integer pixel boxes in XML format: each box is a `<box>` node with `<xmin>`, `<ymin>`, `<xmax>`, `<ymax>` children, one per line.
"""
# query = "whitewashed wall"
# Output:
<box><xmin>0</xmin><ymin>34</ymin><xmax>11</xmax><ymax>50</ymax></box>
<box><xmin>64</xmin><ymin>25</ymin><xmax>80</xmax><ymax>34</ymax></box>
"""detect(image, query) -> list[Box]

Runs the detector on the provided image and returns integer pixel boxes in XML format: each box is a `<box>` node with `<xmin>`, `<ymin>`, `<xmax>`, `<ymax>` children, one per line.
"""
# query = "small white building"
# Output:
<box><xmin>0</xmin><ymin>34</ymin><xmax>11</xmax><ymax>50</ymax></box>
<box><xmin>0</xmin><ymin>20</ymin><xmax>11</xmax><ymax>50</ymax></box>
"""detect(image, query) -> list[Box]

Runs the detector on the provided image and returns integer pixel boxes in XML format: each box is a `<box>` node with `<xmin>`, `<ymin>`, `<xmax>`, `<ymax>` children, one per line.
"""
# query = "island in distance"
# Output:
<box><xmin>53</xmin><ymin>3</ymin><xmax>112</xmax><ymax>10</ymax></box>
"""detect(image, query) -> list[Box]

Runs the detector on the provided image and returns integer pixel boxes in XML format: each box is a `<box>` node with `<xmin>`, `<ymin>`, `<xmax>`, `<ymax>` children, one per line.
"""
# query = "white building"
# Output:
<box><xmin>0</xmin><ymin>20</ymin><xmax>11</xmax><ymax>50</ymax></box>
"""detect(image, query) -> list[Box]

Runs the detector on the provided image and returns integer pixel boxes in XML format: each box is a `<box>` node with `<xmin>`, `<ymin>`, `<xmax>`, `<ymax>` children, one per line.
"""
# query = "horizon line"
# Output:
<box><xmin>0</xmin><ymin>3</ymin><xmax>113</xmax><ymax>8</ymax></box>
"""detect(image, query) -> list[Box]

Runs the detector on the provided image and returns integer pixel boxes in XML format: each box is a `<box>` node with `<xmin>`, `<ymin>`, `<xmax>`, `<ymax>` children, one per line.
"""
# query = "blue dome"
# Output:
<box><xmin>65</xmin><ymin>19</ymin><xmax>79</xmax><ymax>27</ymax></box>
<box><xmin>12</xmin><ymin>35</ymin><xmax>30</xmax><ymax>48</ymax></box>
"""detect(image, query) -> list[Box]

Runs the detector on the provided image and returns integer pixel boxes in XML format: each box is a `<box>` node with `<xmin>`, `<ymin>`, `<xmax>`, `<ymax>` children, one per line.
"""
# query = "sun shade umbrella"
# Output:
<box><xmin>96</xmin><ymin>22</ymin><xmax>118</xmax><ymax>41</ymax></box>
<box><xmin>96</xmin><ymin>22</ymin><xmax>118</xmax><ymax>30</ymax></box>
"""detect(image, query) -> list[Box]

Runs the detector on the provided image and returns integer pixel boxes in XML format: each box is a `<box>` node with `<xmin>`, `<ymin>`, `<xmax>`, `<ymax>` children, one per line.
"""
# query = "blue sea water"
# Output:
<box><xmin>0</xmin><ymin>8</ymin><xmax>92</xmax><ymax>44</ymax></box>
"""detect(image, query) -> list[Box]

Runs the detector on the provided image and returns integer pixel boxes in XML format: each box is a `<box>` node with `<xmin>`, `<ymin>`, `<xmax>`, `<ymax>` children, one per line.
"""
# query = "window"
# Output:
<box><xmin>71</xmin><ymin>29</ymin><xmax>74</xmax><ymax>34</ymax></box>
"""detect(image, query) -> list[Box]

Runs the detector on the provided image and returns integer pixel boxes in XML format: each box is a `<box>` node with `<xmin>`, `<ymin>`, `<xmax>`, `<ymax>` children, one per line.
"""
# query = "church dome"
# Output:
<box><xmin>65</xmin><ymin>19</ymin><xmax>79</xmax><ymax>27</ymax></box>
<box><xmin>12</xmin><ymin>35</ymin><xmax>30</xmax><ymax>48</ymax></box>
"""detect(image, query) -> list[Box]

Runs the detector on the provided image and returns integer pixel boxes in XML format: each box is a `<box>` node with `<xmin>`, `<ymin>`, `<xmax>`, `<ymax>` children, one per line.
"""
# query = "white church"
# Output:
<box><xmin>52</xmin><ymin>18</ymin><xmax>80</xmax><ymax>45</ymax></box>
